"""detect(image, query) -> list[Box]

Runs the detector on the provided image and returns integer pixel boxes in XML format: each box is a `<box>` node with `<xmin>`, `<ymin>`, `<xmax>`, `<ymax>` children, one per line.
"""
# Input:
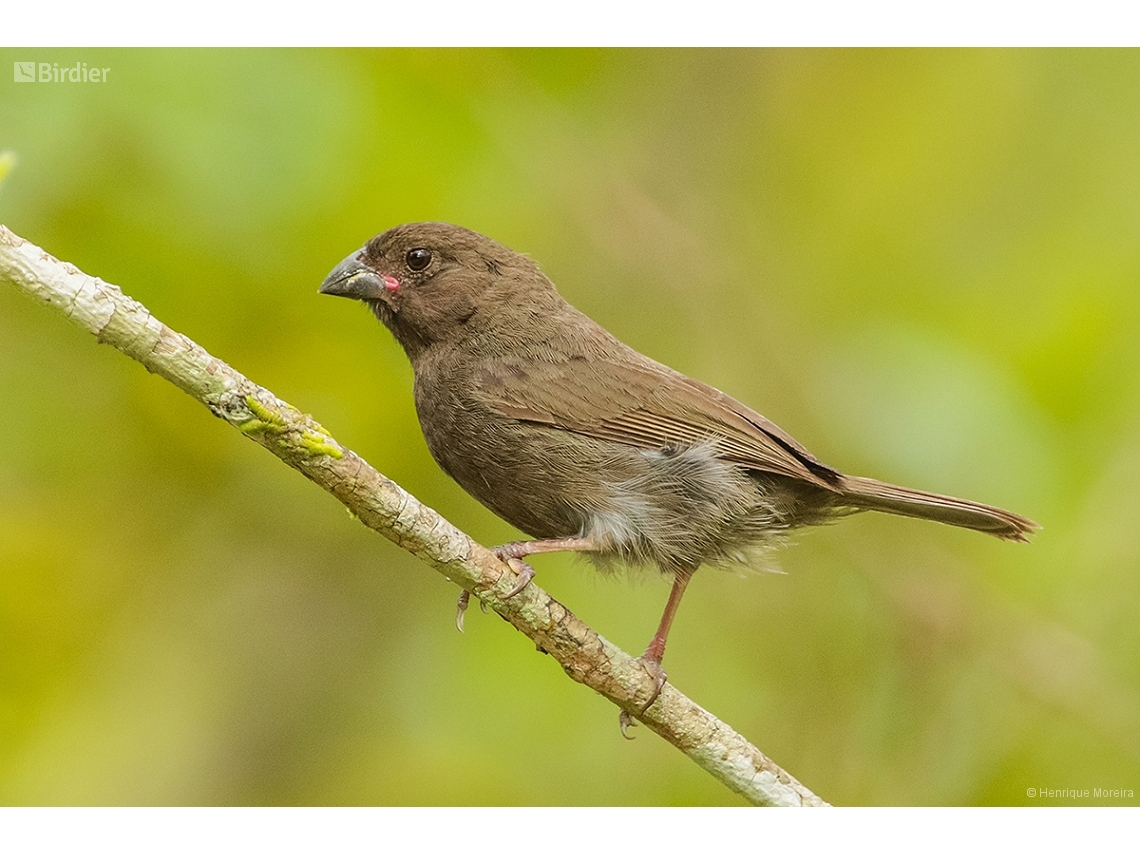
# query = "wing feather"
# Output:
<box><xmin>474</xmin><ymin>355</ymin><xmax>841</xmax><ymax>490</ymax></box>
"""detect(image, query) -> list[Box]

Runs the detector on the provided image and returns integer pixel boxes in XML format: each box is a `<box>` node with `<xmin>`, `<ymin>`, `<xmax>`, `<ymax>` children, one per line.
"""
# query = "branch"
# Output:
<box><xmin>0</xmin><ymin>224</ymin><xmax>828</xmax><ymax>807</ymax></box>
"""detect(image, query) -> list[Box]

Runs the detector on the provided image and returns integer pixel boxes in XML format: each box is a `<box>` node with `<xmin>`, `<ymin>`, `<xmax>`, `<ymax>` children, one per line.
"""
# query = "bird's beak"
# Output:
<box><xmin>319</xmin><ymin>251</ymin><xmax>388</xmax><ymax>301</ymax></box>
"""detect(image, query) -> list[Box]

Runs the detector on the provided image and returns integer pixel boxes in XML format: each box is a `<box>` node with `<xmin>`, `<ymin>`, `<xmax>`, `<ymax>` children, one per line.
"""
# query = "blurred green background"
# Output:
<box><xmin>1</xmin><ymin>49</ymin><xmax>1138</xmax><ymax>806</ymax></box>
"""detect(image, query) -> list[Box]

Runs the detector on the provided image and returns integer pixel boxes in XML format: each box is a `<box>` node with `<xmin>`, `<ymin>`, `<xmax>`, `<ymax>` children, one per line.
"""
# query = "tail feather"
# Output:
<box><xmin>838</xmin><ymin>475</ymin><xmax>1039</xmax><ymax>543</ymax></box>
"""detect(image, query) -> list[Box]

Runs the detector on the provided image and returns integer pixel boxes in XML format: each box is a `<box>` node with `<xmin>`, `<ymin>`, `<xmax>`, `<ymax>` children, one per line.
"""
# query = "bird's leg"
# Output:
<box><xmin>491</xmin><ymin>536</ymin><xmax>596</xmax><ymax>598</ymax></box>
<box><xmin>455</xmin><ymin>537</ymin><xmax>597</xmax><ymax>632</ymax></box>
<box><xmin>642</xmin><ymin>565</ymin><xmax>694</xmax><ymax>667</ymax></box>
<box><xmin>619</xmin><ymin>564</ymin><xmax>696</xmax><ymax>738</ymax></box>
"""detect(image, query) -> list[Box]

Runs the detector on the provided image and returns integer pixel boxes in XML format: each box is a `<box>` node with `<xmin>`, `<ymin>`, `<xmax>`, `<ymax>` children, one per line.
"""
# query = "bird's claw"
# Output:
<box><xmin>455</xmin><ymin>589</ymin><xmax>488</xmax><ymax>633</ymax></box>
<box><xmin>495</xmin><ymin>554</ymin><xmax>536</xmax><ymax>598</ymax></box>
<box><xmin>617</xmin><ymin>657</ymin><xmax>668</xmax><ymax>738</ymax></box>
<box><xmin>619</xmin><ymin>710</ymin><xmax>637</xmax><ymax>739</ymax></box>
<box><xmin>457</xmin><ymin>544</ymin><xmax>534</xmax><ymax>633</ymax></box>
<box><xmin>636</xmin><ymin>657</ymin><xmax>668</xmax><ymax>713</ymax></box>
<box><xmin>456</xmin><ymin>589</ymin><xmax>470</xmax><ymax>632</ymax></box>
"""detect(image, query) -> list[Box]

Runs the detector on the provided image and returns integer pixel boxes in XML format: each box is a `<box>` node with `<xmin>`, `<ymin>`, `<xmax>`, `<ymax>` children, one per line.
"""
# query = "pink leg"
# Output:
<box><xmin>457</xmin><ymin>537</ymin><xmax>599</xmax><ymax>631</ymax></box>
<box><xmin>492</xmin><ymin>537</ymin><xmax>597</xmax><ymax>598</ymax></box>
<box><xmin>620</xmin><ymin>565</ymin><xmax>697</xmax><ymax>738</ymax></box>
<box><xmin>494</xmin><ymin>537</ymin><xmax>596</xmax><ymax>560</ymax></box>
<box><xmin>643</xmin><ymin>565</ymin><xmax>694</xmax><ymax>665</ymax></box>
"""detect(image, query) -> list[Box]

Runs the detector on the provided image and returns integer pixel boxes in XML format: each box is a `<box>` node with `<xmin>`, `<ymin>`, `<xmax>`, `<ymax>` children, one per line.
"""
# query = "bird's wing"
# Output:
<box><xmin>474</xmin><ymin>355</ymin><xmax>841</xmax><ymax>490</ymax></box>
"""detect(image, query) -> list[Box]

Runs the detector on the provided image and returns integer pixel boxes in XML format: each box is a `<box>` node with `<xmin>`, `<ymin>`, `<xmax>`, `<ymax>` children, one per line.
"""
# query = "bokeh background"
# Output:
<box><xmin>1</xmin><ymin>49</ymin><xmax>1138</xmax><ymax>806</ymax></box>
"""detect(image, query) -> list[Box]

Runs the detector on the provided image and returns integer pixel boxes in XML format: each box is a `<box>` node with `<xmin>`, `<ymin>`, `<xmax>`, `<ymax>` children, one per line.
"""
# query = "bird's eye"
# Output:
<box><xmin>405</xmin><ymin>248</ymin><xmax>433</xmax><ymax>272</ymax></box>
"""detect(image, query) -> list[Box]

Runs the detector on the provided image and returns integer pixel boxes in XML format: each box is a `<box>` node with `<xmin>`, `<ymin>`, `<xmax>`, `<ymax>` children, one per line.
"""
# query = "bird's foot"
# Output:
<box><xmin>456</xmin><ymin>544</ymin><xmax>537</xmax><ymax>632</ymax></box>
<box><xmin>492</xmin><ymin>540</ymin><xmax>534</xmax><ymax>561</ymax></box>
<box><xmin>489</xmin><ymin>537</ymin><xmax>601</xmax><ymax>598</ymax></box>
<box><xmin>617</xmin><ymin>656</ymin><xmax>668</xmax><ymax>738</ymax></box>
<box><xmin>636</xmin><ymin>655</ymin><xmax>668</xmax><ymax>711</ymax></box>
<box><xmin>491</xmin><ymin>548</ymin><xmax>536</xmax><ymax>598</ymax></box>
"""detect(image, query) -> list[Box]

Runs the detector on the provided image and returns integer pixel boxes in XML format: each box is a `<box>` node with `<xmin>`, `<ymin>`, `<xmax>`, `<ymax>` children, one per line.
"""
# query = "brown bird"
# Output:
<box><xmin>320</xmin><ymin>222</ymin><xmax>1037</xmax><ymax>724</ymax></box>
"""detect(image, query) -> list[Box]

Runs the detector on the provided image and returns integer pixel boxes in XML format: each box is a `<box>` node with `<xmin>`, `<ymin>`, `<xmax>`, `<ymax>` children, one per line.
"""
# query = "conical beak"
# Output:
<box><xmin>319</xmin><ymin>251</ymin><xmax>388</xmax><ymax>301</ymax></box>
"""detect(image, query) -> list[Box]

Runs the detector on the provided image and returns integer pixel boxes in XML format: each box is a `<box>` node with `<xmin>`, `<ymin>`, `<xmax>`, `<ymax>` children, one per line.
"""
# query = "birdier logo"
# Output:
<box><xmin>13</xmin><ymin>62</ymin><xmax>110</xmax><ymax>83</ymax></box>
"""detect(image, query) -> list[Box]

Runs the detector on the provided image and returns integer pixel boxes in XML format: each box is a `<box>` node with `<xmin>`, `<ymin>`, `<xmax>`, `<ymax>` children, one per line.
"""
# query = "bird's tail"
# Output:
<box><xmin>838</xmin><ymin>475</ymin><xmax>1039</xmax><ymax>543</ymax></box>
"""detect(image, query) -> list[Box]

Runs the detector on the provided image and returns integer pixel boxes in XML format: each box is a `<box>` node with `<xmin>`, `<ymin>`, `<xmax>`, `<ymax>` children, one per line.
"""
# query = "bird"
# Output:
<box><xmin>320</xmin><ymin>222</ymin><xmax>1037</xmax><ymax>725</ymax></box>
